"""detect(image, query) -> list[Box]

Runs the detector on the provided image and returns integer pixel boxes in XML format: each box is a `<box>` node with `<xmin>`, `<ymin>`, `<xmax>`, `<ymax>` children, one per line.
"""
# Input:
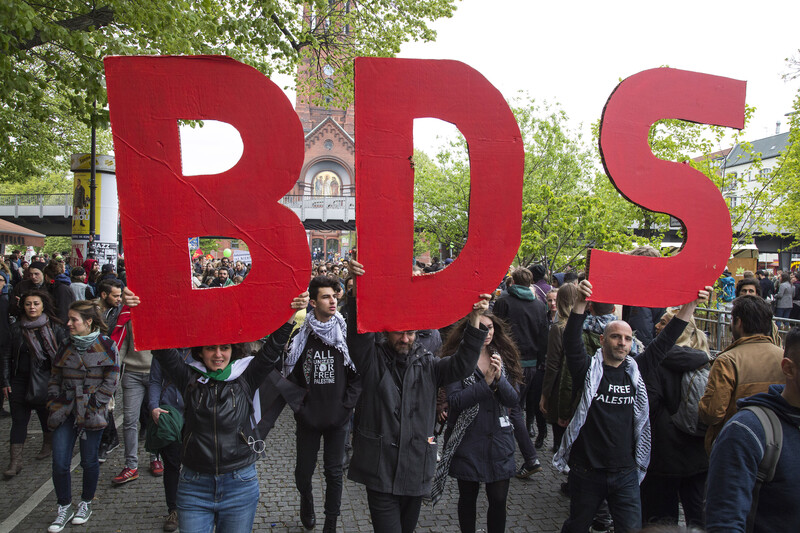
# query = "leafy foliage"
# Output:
<box><xmin>770</xmin><ymin>92</ymin><xmax>800</xmax><ymax>244</ymax></box>
<box><xmin>1</xmin><ymin>0</ymin><xmax>456</xmax><ymax>183</ymax></box>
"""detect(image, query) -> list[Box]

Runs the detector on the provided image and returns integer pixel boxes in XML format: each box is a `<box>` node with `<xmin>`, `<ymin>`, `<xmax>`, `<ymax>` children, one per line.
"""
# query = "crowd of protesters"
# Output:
<box><xmin>0</xmin><ymin>246</ymin><xmax>798</xmax><ymax>533</ymax></box>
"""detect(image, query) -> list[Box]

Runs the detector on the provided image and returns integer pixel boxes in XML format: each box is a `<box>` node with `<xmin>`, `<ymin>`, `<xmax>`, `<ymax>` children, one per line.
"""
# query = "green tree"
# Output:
<box><xmin>412</xmin><ymin>97</ymin><xmax>638</xmax><ymax>273</ymax></box>
<box><xmin>1</xmin><ymin>0</ymin><xmax>457</xmax><ymax>183</ymax></box>
<box><xmin>412</xmin><ymin>148</ymin><xmax>470</xmax><ymax>255</ymax></box>
<box><xmin>770</xmin><ymin>91</ymin><xmax>800</xmax><ymax>243</ymax></box>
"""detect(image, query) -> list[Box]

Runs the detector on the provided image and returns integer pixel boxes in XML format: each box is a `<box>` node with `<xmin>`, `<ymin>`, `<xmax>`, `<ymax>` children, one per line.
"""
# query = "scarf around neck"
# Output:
<box><xmin>189</xmin><ymin>356</ymin><xmax>253</xmax><ymax>383</ymax></box>
<box><xmin>509</xmin><ymin>285</ymin><xmax>535</xmax><ymax>301</ymax></box>
<box><xmin>21</xmin><ymin>314</ymin><xmax>59</xmax><ymax>363</ymax></box>
<box><xmin>553</xmin><ymin>347</ymin><xmax>651</xmax><ymax>484</ymax></box>
<box><xmin>70</xmin><ymin>330</ymin><xmax>101</xmax><ymax>353</ymax></box>
<box><xmin>285</xmin><ymin>310</ymin><xmax>353</xmax><ymax>375</ymax></box>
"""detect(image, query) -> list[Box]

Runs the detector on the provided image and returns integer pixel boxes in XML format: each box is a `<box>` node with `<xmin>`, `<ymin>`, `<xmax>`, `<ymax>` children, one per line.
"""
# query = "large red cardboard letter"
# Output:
<box><xmin>589</xmin><ymin>68</ymin><xmax>746</xmax><ymax>307</ymax></box>
<box><xmin>355</xmin><ymin>58</ymin><xmax>523</xmax><ymax>332</ymax></box>
<box><xmin>105</xmin><ymin>56</ymin><xmax>310</xmax><ymax>349</ymax></box>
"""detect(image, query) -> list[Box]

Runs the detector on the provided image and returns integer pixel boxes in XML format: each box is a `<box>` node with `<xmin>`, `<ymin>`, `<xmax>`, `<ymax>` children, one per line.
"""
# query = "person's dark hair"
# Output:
<box><xmin>43</xmin><ymin>260</ymin><xmax>62</xmax><ymax>280</ymax></box>
<box><xmin>529</xmin><ymin>264</ymin><xmax>547</xmax><ymax>283</ymax></box>
<box><xmin>563</xmin><ymin>272</ymin><xmax>579</xmax><ymax>284</ymax></box>
<box><xmin>68</xmin><ymin>300</ymin><xmax>108</xmax><ymax>335</ymax></box>
<box><xmin>591</xmin><ymin>301</ymin><xmax>616</xmax><ymax>316</ymax></box>
<box><xmin>18</xmin><ymin>290</ymin><xmax>61</xmax><ymax>323</ymax></box>
<box><xmin>98</xmin><ymin>278</ymin><xmax>123</xmax><ymax>298</ymax></box>
<box><xmin>439</xmin><ymin>312</ymin><xmax>523</xmax><ymax>387</ymax></box>
<box><xmin>784</xmin><ymin>327</ymin><xmax>800</xmax><ymax>366</ymax></box>
<box><xmin>781</xmin><ymin>272</ymin><xmax>790</xmax><ymax>283</ymax></box>
<box><xmin>731</xmin><ymin>295</ymin><xmax>773</xmax><ymax>336</ymax></box>
<box><xmin>70</xmin><ymin>267</ymin><xmax>86</xmax><ymax>281</ymax></box>
<box><xmin>511</xmin><ymin>267</ymin><xmax>533</xmax><ymax>287</ymax></box>
<box><xmin>309</xmin><ymin>275</ymin><xmax>341</xmax><ymax>300</ymax></box>
<box><xmin>190</xmin><ymin>343</ymin><xmax>245</xmax><ymax>363</ymax></box>
<box><xmin>735</xmin><ymin>278</ymin><xmax>761</xmax><ymax>297</ymax></box>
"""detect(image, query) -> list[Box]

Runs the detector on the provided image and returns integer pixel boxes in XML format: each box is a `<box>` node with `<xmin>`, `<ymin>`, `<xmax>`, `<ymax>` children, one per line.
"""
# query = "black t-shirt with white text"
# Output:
<box><xmin>569</xmin><ymin>363</ymin><xmax>636</xmax><ymax>470</ymax></box>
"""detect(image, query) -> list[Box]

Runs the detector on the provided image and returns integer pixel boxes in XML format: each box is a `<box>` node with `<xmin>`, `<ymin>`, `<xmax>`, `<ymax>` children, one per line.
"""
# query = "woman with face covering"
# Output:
<box><xmin>46</xmin><ymin>300</ymin><xmax>119</xmax><ymax>532</ymax></box>
<box><xmin>2</xmin><ymin>290</ymin><xmax>68</xmax><ymax>478</ymax></box>
<box><xmin>149</xmin><ymin>290</ymin><xmax>309</xmax><ymax>533</ymax></box>
<box><xmin>432</xmin><ymin>312</ymin><xmax>523</xmax><ymax>533</ymax></box>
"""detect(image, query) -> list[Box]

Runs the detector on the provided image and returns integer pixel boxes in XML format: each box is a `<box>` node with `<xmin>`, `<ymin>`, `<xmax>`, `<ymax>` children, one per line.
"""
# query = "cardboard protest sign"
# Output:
<box><xmin>588</xmin><ymin>68</ymin><xmax>746</xmax><ymax>307</ymax></box>
<box><xmin>354</xmin><ymin>58</ymin><xmax>523</xmax><ymax>332</ymax></box>
<box><xmin>105</xmin><ymin>56</ymin><xmax>311</xmax><ymax>349</ymax></box>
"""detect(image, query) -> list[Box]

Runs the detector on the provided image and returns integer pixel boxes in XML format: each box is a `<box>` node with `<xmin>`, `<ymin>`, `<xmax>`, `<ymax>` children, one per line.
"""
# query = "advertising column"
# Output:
<box><xmin>70</xmin><ymin>154</ymin><xmax>118</xmax><ymax>269</ymax></box>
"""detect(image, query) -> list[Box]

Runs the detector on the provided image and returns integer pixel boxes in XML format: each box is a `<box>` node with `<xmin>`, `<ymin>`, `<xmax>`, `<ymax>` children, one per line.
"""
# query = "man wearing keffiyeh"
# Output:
<box><xmin>554</xmin><ymin>280</ymin><xmax>710</xmax><ymax>533</ymax></box>
<box><xmin>285</xmin><ymin>276</ymin><xmax>361</xmax><ymax>533</ymax></box>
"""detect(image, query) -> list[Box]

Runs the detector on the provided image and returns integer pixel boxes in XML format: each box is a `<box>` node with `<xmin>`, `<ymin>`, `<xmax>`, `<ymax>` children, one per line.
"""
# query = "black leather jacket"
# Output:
<box><xmin>2</xmin><ymin>320</ymin><xmax>68</xmax><ymax>388</ymax></box>
<box><xmin>153</xmin><ymin>322</ymin><xmax>293</xmax><ymax>475</ymax></box>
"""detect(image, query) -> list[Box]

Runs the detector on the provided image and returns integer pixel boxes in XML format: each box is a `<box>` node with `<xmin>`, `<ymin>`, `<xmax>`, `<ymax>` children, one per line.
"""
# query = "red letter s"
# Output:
<box><xmin>589</xmin><ymin>68</ymin><xmax>746</xmax><ymax>307</ymax></box>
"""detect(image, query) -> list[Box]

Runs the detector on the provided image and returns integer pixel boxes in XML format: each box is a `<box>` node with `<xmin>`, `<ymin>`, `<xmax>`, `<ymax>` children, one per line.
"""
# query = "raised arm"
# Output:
<box><xmin>435</xmin><ymin>294</ymin><xmax>491</xmax><ymax>386</ymax></box>
<box><xmin>346</xmin><ymin>259</ymin><xmax>379</xmax><ymax>377</ymax></box>
<box><xmin>635</xmin><ymin>286</ymin><xmax>711</xmax><ymax>376</ymax></box>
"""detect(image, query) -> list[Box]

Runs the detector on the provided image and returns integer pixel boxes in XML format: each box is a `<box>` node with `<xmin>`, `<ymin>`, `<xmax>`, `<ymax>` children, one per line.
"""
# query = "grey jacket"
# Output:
<box><xmin>346</xmin><ymin>299</ymin><xmax>486</xmax><ymax>496</ymax></box>
<box><xmin>777</xmin><ymin>281</ymin><xmax>793</xmax><ymax>309</ymax></box>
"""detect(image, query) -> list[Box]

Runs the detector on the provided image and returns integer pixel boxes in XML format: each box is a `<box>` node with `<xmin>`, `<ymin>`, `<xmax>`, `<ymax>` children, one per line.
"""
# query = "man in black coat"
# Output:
<box><xmin>346</xmin><ymin>259</ymin><xmax>489</xmax><ymax>533</ymax></box>
<box><xmin>493</xmin><ymin>267</ymin><xmax>549</xmax><ymax>471</ymax></box>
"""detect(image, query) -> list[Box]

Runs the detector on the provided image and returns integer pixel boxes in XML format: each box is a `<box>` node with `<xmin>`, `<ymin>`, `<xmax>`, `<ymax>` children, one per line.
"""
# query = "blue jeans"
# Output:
<box><xmin>561</xmin><ymin>464</ymin><xmax>642</xmax><ymax>533</ymax></box>
<box><xmin>51</xmin><ymin>415</ymin><xmax>104</xmax><ymax>506</ymax></box>
<box><xmin>177</xmin><ymin>464</ymin><xmax>259</xmax><ymax>533</ymax></box>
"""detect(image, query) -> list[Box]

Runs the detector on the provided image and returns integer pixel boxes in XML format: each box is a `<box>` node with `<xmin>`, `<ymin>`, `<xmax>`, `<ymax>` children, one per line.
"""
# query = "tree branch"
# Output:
<box><xmin>15</xmin><ymin>6</ymin><xmax>115</xmax><ymax>51</ymax></box>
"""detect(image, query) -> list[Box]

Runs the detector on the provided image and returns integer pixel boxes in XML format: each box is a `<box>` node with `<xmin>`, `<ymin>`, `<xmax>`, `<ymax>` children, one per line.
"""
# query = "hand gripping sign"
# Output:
<box><xmin>588</xmin><ymin>68</ymin><xmax>746</xmax><ymax>307</ymax></box>
<box><xmin>354</xmin><ymin>58</ymin><xmax>524</xmax><ymax>332</ymax></box>
<box><xmin>104</xmin><ymin>56</ymin><xmax>311</xmax><ymax>349</ymax></box>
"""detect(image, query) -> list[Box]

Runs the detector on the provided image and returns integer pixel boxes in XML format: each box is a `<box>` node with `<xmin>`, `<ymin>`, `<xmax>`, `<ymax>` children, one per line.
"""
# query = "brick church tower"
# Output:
<box><xmin>291</xmin><ymin>3</ymin><xmax>356</xmax><ymax>259</ymax></box>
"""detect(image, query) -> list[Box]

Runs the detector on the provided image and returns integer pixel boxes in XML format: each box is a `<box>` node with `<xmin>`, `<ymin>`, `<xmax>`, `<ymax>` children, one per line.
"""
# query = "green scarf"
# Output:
<box><xmin>190</xmin><ymin>363</ymin><xmax>233</xmax><ymax>381</ymax></box>
<box><xmin>71</xmin><ymin>330</ymin><xmax>101</xmax><ymax>352</ymax></box>
<box><xmin>509</xmin><ymin>285</ymin><xmax>535</xmax><ymax>301</ymax></box>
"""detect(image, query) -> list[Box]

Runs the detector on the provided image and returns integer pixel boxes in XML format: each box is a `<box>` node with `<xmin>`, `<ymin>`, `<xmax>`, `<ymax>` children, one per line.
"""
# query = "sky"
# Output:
<box><xmin>179</xmin><ymin>0</ymin><xmax>800</xmax><ymax>175</ymax></box>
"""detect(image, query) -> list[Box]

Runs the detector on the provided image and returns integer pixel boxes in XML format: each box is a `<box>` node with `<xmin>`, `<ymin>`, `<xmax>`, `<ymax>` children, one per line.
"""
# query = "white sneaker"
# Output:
<box><xmin>72</xmin><ymin>500</ymin><xmax>92</xmax><ymax>525</ymax></box>
<box><xmin>48</xmin><ymin>504</ymin><xmax>74</xmax><ymax>532</ymax></box>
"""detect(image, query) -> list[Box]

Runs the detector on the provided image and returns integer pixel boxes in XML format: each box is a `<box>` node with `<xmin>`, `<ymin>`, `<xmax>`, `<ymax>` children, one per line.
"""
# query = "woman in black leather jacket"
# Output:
<box><xmin>152</xmin><ymin>291</ymin><xmax>308</xmax><ymax>533</ymax></box>
<box><xmin>2</xmin><ymin>290</ymin><xmax>67</xmax><ymax>478</ymax></box>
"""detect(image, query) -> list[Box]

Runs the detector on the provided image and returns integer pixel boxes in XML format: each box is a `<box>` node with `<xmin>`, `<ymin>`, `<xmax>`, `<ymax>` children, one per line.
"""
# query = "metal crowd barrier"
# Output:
<box><xmin>693</xmin><ymin>306</ymin><xmax>800</xmax><ymax>355</ymax></box>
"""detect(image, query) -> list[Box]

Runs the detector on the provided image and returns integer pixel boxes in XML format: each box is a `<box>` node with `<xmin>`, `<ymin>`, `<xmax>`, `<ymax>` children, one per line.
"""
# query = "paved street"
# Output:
<box><xmin>0</xmin><ymin>391</ymin><xmax>570</xmax><ymax>532</ymax></box>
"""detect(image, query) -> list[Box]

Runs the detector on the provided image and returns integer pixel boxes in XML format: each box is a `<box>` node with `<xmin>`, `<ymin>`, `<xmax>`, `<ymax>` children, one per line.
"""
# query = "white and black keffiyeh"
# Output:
<box><xmin>284</xmin><ymin>310</ymin><xmax>354</xmax><ymax>375</ymax></box>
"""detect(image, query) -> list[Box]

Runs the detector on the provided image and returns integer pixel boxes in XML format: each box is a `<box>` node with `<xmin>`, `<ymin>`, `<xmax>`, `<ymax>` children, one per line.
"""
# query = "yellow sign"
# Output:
<box><xmin>71</xmin><ymin>172</ymin><xmax>102</xmax><ymax>238</ymax></box>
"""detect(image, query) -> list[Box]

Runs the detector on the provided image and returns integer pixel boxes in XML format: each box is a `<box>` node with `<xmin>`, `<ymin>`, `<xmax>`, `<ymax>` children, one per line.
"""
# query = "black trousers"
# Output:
<box><xmin>457</xmin><ymin>479</ymin><xmax>510</xmax><ymax>533</ymax></box>
<box><xmin>159</xmin><ymin>440</ymin><xmax>182</xmax><ymax>513</ymax></box>
<box><xmin>640</xmin><ymin>471</ymin><xmax>706</xmax><ymax>528</ymax></box>
<box><xmin>365</xmin><ymin>489</ymin><xmax>422</xmax><ymax>533</ymax></box>
<box><xmin>522</xmin><ymin>367</ymin><xmax>547</xmax><ymax>437</ymax></box>
<box><xmin>9</xmin><ymin>374</ymin><xmax>49</xmax><ymax>444</ymax></box>
<box><xmin>295</xmin><ymin>420</ymin><xmax>347</xmax><ymax>517</ymax></box>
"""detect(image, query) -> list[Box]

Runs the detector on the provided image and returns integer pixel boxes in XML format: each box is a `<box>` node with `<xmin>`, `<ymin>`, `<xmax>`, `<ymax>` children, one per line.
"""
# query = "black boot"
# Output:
<box><xmin>300</xmin><ymin>491</ymin><xmax>316</xmax><ymax>529</ymax></box>
<box><xmin>322</xmin><ymin>516</ymin><xmax>337</xmax><ymax>533</ymax></box>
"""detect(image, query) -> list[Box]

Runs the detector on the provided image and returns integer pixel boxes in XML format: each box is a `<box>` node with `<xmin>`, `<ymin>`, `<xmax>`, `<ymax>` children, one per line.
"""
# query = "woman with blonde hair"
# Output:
<box><xmin>639</xmin><ymin>307</ymin><xmax>710</xmax><ymax>528</ymax></box>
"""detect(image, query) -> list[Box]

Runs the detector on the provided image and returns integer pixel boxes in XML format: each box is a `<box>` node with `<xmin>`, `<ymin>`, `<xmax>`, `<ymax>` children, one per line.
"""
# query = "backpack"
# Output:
<box><xmin>671</xmin><ymin>363</ymin><xmax>711</xmax><ymax>437</ymax></box>
<box><xmin>721</xmin><ymin>277</ymin><xmax>736</xmax><ymax>302</ymax></box>
<box><xmin>741</xmin><ymin>405</ymin><xmax>783</xmax><ymax>533</ymax></box>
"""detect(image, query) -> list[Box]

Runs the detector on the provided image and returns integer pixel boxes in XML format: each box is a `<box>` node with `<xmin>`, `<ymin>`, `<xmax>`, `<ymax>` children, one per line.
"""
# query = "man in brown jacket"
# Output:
<box><xmin>699</xmin><ymin>296</ymin><xmax>784</xmax><ymax>453</ymax></box>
